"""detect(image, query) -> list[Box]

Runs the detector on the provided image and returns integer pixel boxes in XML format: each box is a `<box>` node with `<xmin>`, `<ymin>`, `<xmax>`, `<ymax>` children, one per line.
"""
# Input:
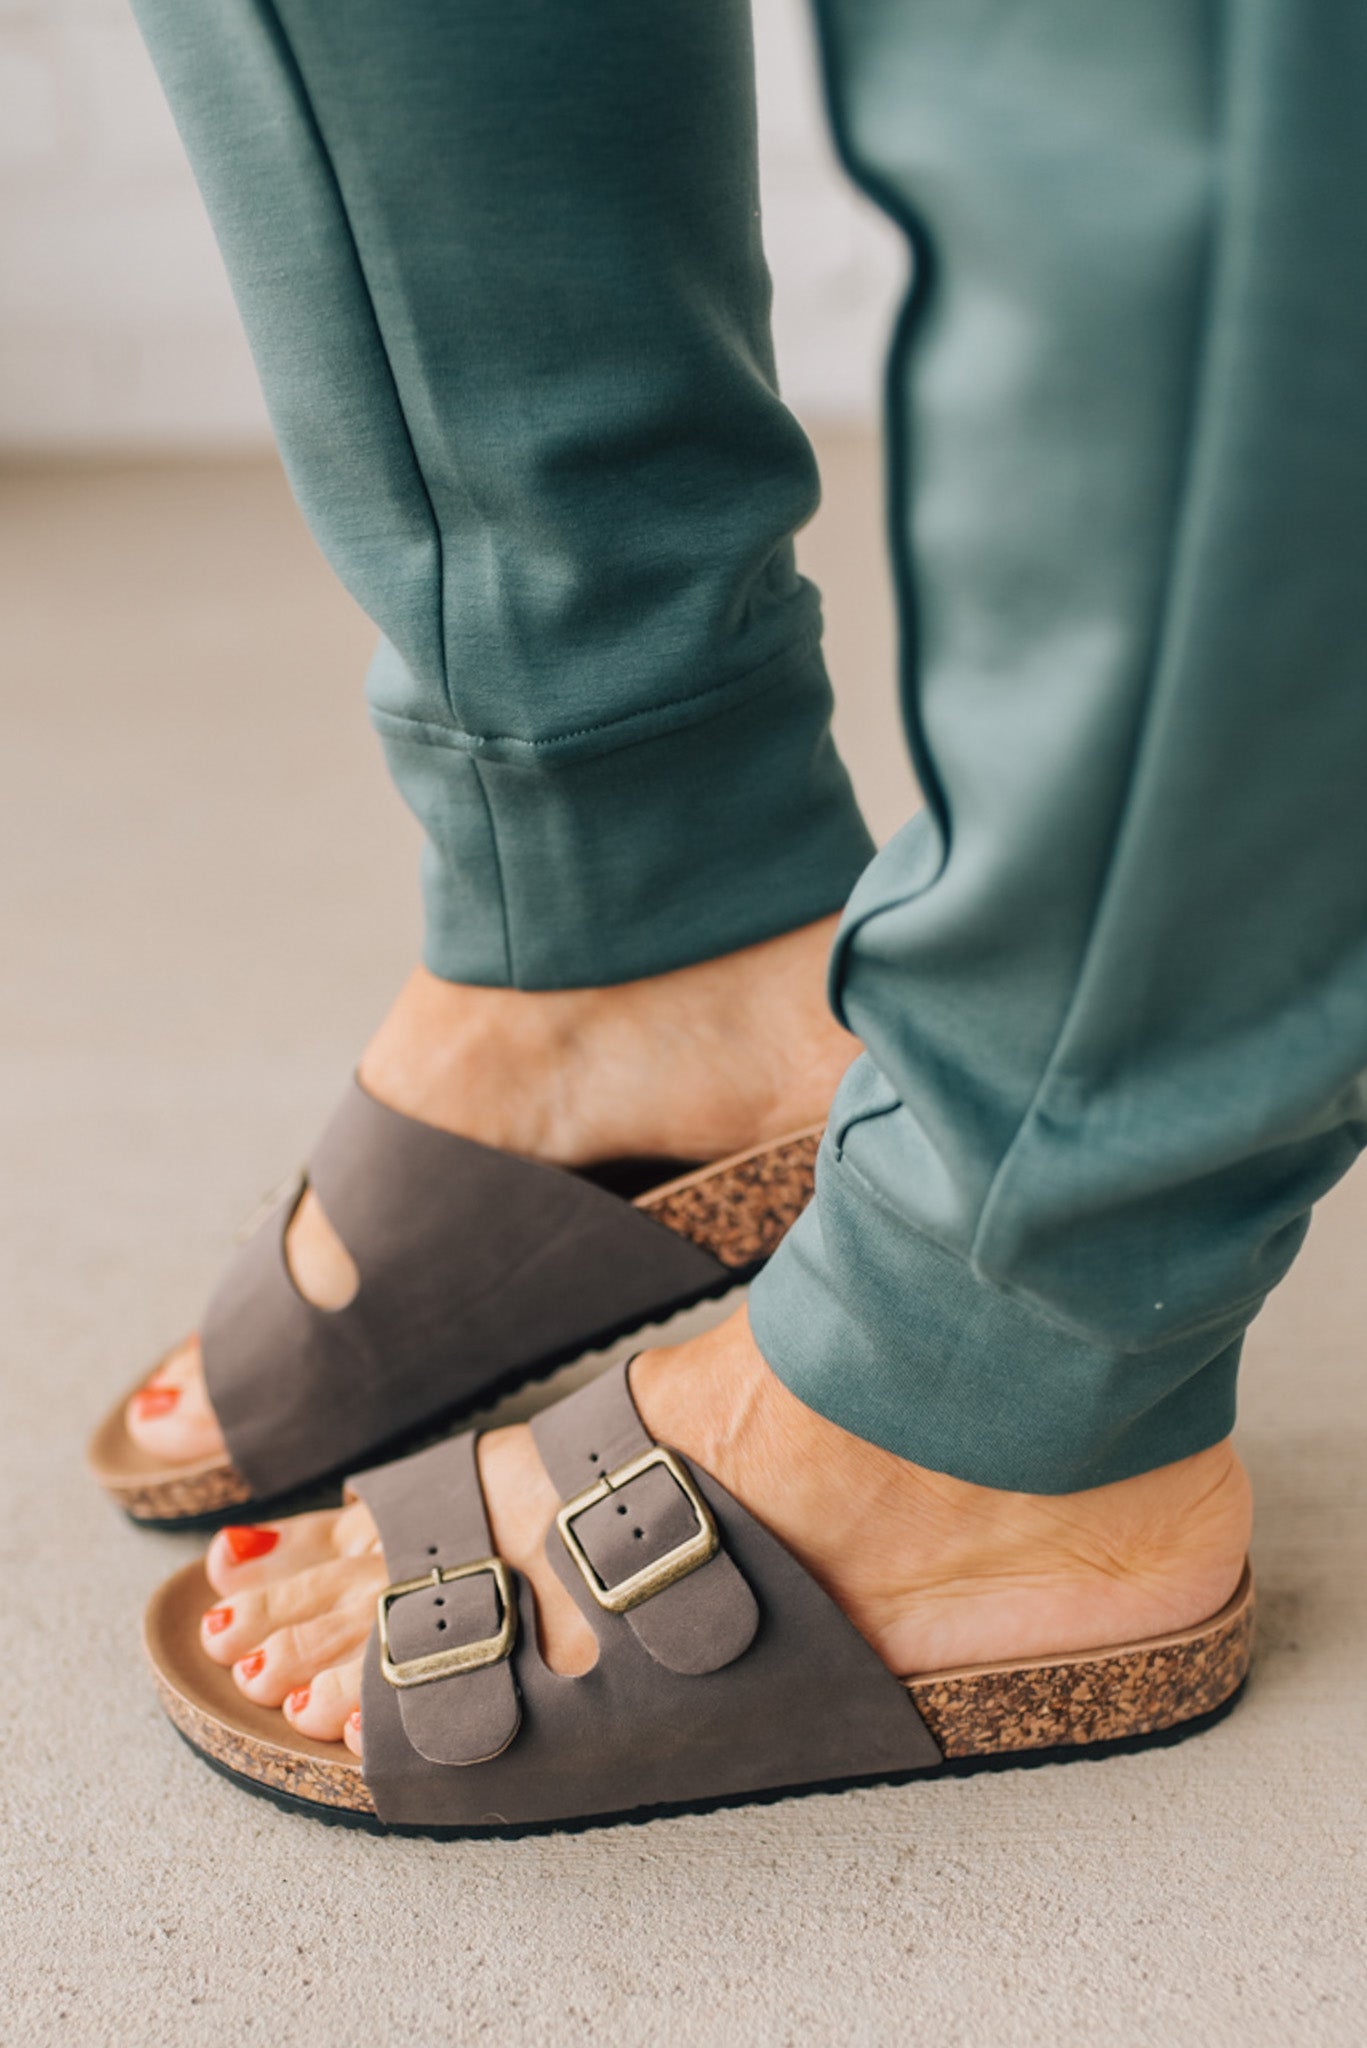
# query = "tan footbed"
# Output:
<box><xmin>144</xmin><ymin>1559</ymin><xmax>1254</xmax><ymax>1822</ymax></box>
<box><xmin>88</xmin><ymin>1126</ymin><xmax>823</xmax><ymax>1521</ymax></box>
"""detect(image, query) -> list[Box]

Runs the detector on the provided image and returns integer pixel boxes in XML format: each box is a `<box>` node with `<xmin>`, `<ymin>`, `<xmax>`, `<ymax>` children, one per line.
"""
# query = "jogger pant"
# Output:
<box><xmin>129</xmin><ymin>0</ymin><xmax>1367</xmax><ymax>1491</ymax></box>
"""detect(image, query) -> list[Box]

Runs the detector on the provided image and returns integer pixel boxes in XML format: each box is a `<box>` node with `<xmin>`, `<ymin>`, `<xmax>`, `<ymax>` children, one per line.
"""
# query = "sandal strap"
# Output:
<box><xmin>201</xmin><ymin>1079</ymin><xmax>725</xmax><ymax>1497</ymax></box>
<box><xmin>353</xmin><ymin>1362</ymin><xmax>942</xmax><ymax>1830</ymax></box>
<box><xmin>531</xmin><ymin>1362</ymin><xmax>759</xmax><ymax>1675</ymax></box>
<box><xmin>351</xmin><ymin>1432</ymin><xmax>521</xmax><ymax>1768</ymax></box>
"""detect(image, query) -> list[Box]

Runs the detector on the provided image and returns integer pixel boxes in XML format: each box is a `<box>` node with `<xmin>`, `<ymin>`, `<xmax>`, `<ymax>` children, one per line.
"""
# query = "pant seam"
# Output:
<box><xmin>367</xmin><ymin>626</ymin><xmax>824</xmax><ymax>760</ymax></box>
<box><xmin>467</xmin><ymin>757</ymin><xmax>514</xmax><ymax>983</ymax></box>
<box><xmin>253</xmin><ymin>0</ymin><xmax>454</xmax><ymax>717</ymax></box>
<box><xmin>808</xmin><ymin>0</ymin><xmax>951</xmax><ymax>1032</ymax></box>
<box><xmin>807</xmin><ymin>0</ymin><xmax>948</xmax><ymax>845</ymax></box>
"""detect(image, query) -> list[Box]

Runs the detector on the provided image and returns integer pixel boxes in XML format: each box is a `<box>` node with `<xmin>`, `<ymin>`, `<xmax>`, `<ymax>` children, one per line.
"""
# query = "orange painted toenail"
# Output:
<box><xmin>133</xmin><ymin>1385</ymin><xmax>180</xmax><ymax>1419</ymax></box>
<box><xmin>286</xmin><ymin>1688</ymin><xmax>310</xmax><ymax>1715</ymax></box>
<box><xmin>221</xmin><ymin>1526</ymin><xmax>279</xmax><ymax>1562</ymax></box>
<box><xmin>202</xmin><ymin>1606</ymin><xmax>233</xmax><ymax>1635</ymax></box>
<box><xmin>237</xmin><ymin>1649</ymin><xmax>266</xmax><ymax>1681</ymax></box>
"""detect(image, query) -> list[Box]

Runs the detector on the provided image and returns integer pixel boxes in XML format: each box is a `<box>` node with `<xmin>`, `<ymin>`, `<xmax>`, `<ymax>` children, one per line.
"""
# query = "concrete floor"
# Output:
<box><xmin>0</xmin><ymin>445</ymin><xmax>1363</xmax><ymax>2047</ymax></box>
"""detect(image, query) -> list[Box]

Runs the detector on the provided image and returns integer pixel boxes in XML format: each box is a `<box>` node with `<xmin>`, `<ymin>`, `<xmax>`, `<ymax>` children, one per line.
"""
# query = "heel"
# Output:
<box><xmin>907</xmin><ymin>1566</ymin><xmax>1255</xmax><ymax>1760</ymax></box>
<box><xmin>636</xmin><ymin>1127</ymin><xmax>822</xmax><ymax>1270</ymax></box>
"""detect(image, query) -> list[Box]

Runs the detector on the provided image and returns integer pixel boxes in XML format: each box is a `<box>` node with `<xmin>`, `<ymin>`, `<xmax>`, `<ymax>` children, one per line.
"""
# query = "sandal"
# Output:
<box><xmin>89</xmin><ymin>1080</ymin><xmax>820</xmax><ymax>1526</ymax></box>
<box><xmin>143</xmin><ymin>1358</ymin><xmax>1255</xmax><ymax>1836</ymax></box>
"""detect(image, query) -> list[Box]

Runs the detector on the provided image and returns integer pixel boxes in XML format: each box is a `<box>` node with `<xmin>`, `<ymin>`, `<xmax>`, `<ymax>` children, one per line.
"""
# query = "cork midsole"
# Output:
<box><xmin>145</xmin><ymin>1560</ymin><xmax>1254</xmax><ymax>1823</ymax></box>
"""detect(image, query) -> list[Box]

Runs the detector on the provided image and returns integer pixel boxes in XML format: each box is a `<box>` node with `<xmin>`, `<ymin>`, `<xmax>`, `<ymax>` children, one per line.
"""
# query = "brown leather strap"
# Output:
<box><xmin>201</xmin><ymin>1079</ymin><xmax>726</xmax><ymax>1497</ymax></box>
<box><xmin>531</xmin><ymin>1361</ymin><xmax>759</xmax><ymax>1675</ymax></box>
<box><xmin>351</xmin><ymin>1433</ymin><xmax>520</xmax><ymax>1768</ymax></box>
<box><xmin>353</xmin><ymin>1365</ymin><xmax>942</xmax><ymax>1830</ymax></box>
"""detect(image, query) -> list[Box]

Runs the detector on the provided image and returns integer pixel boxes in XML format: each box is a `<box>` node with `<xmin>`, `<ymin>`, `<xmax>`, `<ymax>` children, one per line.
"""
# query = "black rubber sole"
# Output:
<box><xmin>171</xmin><ymin>1682</ymin><xmax>1247</xmax><ymax>1841</ymax></box>
<box><xmin>120</xmin><ymin>1265</ymin><xmax>752</xmax><ymax>1534</ymax></box>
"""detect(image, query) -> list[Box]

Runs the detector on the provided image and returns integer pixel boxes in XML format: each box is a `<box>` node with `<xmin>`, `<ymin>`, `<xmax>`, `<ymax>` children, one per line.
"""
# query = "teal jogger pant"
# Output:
<box><xmin>130</xmin><ymin>0</ymin><xmax>1367</xmax><ymax>1491</ymax></box>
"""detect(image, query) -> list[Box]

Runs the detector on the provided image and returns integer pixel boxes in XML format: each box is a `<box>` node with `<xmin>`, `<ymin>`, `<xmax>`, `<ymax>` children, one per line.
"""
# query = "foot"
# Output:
<box><xmin>127</xmin><ymin>920</ymin><xmax>856</xmax><ymax>1468</ymax></box>
<box><xmin>195</xmin><ymin>1305</ymin><xmax>1252</xmax><ymax>1756</ymax></box>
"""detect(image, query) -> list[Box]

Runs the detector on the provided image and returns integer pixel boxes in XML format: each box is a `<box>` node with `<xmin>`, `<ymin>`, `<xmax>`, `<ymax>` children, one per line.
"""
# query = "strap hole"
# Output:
<box><xmin>434</xmin><ymin>1597</ymin><xmax>445</xmax><ymax>1607</ymax></box>
<box><xmin>436</xmin><ymin>1620</ymin><xmax>447</xmax><ymax>1631</ymax></box>
<box><xmin>633</xmin><ymin>1529</ymin><xmax>643</xmax><ymax>1539</ymax></box>
<box><xmin>589</xmin><ymin>1452</ymin><xmax>599</xmax><ymax>1463</ymax></box>
<box><xmin>616</xmin><ymin>1504</ymin><xmax>628</xmax><ymax>1515</ymax></box>
<box><xmin>426</xmin><ymin>1546</ymin><xmax>438</xmax><ymax>1556</ymax></box>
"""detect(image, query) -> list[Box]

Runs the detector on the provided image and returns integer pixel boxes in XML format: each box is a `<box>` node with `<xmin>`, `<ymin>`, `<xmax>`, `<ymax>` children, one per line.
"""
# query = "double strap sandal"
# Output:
<box><xmin>143</xmin><ymin>1360</ymin><xmax>1256</xmax><ymax>1837</ymax></box>
<box><xmin>88</xmin><ymin>1079</ymin><xmax>822</xmax><ymax>1526</ymax></box>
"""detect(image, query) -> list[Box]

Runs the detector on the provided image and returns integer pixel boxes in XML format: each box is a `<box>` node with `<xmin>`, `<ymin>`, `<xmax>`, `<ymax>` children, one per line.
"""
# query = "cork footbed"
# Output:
<box><xmin>144</xmin><ymin>1559</ymin><xmax>1254</xmax><ymax>1831</ymax></box>
<box><xmin>89</xmin><ymin>1126</ymin><xmax>822</xmax><ymax>1525</ymax></box>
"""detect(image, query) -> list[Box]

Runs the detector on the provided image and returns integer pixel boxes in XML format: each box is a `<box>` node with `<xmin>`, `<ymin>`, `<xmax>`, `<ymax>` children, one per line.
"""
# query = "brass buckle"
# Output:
<box><xmin>376</xmin><ymin>1557</ymin><xmax>517</xmax><ymax>1688</ymax></box>
<box><xmin>556</xmin><ymin>1445</ymin><xmax>719</xmax><ymax>1615</ymax></box>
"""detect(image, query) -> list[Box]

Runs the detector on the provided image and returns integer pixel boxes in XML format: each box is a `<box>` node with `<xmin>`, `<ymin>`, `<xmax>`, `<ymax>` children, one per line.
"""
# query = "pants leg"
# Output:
<box><xmin>128</xmin><ymin>0</ymin><xmax>874</xmax><ymax>987</ymax></box>
<box><xmin>752</xmin><ymin>0</ymin><xmax>1367</xmax><ymax>1489</ymax></box>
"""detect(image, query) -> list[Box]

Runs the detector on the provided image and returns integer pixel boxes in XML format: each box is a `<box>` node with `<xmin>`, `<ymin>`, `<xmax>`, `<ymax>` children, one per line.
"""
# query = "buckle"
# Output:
<box><xmin>555</xmin><ymin>1445</ymin><xmax>719</xmax><ymax>1614</ymax></box>
<box><xmin>376</xmin><ymin>1557</ymin><xmax>517</xmax><ymax>1688</ymax></box>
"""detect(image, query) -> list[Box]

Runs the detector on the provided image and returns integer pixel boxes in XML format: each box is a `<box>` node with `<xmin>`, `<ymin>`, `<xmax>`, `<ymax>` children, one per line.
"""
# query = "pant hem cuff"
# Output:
<box><xmin>749</xmin><ymin>1135</ymin><xmax>1242</xmax><ymax>1493</ymax></box>
<box><xmin>378</xmin><ymin>644</ymin><xmax>876</xmax><ymax>988</ymax></box>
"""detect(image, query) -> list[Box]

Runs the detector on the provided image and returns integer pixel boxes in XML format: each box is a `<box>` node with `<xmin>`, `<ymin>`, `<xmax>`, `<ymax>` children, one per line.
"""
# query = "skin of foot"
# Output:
<box><xmin>196</xmin><ymin>1303</ymin><xmax>1253</xmax><ymax>1760</ymax></box>
<box><xmin>127</xmin><ymin>916</ymin><xmax>856</xmax><ymax>1467</ymax></box>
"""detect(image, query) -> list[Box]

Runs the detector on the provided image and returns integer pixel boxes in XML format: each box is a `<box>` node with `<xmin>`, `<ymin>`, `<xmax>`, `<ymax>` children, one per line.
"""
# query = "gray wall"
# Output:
<box><xmin>0</xmin><ymin>0</ymin><xmax>905</xmax><ymax>451</ymax></box>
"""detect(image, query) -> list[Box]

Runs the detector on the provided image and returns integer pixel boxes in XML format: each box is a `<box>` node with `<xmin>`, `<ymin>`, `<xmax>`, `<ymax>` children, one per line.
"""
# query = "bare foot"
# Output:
<box><xmin>127</xmin><ymin>919</ymin><xmax>856</xmax><ymax>1468</ymax></box>
<box><xmin>195</xmin><ymin>1304</ymin><xmax>1252</xmax><ymax>1755</ymax></box>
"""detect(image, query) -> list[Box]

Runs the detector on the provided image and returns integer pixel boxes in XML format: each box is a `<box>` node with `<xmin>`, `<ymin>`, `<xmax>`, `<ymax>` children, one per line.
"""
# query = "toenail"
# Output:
<box><xmin>347</xmin><ymin>1709</ymin><xmax>361</xmax><ymax>1734</ymax></box>
<box><xmin>237</xmin><ymin>1649</ymin><xmax>266</xmax><ymax>1681</ymax></box>
<box><xmin>221</xmin><ymin>1526</ymin><xmax>279</xmax><ymax>1563</ymax></box>
<box><xmin>133</xmin><ymin>1385</ymin><xmax>180</xmax><ymax>1420</ymax></box>
<box><xmin>286</xmin><ymin>1687</ymin><xmax>310</xmax><ymax>1715</ymax></box>
<box><xmin>202</xmin><ymin>1606</ymin><xmax>233</xmax><ymax>1635</ymax></box>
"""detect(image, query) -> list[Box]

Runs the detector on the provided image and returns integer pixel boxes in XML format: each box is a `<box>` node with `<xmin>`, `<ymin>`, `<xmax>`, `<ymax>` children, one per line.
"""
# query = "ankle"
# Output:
<box><xmin>360</xmin><ymin>969</ymin><xmax>586</xmax><ymax>1158</ymax></box>
<box><xmin>358</xmin><ymin>920</ymin><xmax>856</xmax><ymax>1168</ymax></box>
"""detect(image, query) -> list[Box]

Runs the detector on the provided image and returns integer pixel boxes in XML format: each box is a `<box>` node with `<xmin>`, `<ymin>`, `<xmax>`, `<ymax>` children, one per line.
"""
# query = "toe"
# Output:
<box><xmin>207</xmin><ymin>1507</ymin><xmax>338</xmax><ymax>1596</ymax></box>
<box><xmin>281</xmin><ymin>1656</ymin><xmax>364</xmax><ymax>1744</ymax></box>
<box><xmin>202</xmin><ymin>1551</ymin><xmax>385</xmax><ymax>1666</ymax></box>
<box><xmin>479</xmin><ymin>1423</ymin><xmax>598</xmax><ymax>1676</ymax></box>
<box><xmin>233</xmin><ymin>1597</ymin><xmax>377</xmax><ymax>1707</ymax></box>
<box><xmin>343</xmin><ymin>1706</ymin><xmax>363</xmax><ymax>1758</ymax></box>
<box><xmin>126</xmin><ymin>1337</ymin><xmax>225</xmax><ymax>1465</ymax></box>
<box><xmin>332</xmin><ymin>1497</ymin><xmax>384</xmax><ymax>1558</ymax></box>
<box><xmin>205</xmin><ymin>1499</ymin><xmax>379</xmax><ymax>1596</ymax></box>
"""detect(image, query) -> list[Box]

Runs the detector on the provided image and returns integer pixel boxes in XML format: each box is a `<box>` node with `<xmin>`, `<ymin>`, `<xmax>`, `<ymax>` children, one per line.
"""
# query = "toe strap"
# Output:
<box><xmin>351</xmin><ymin>1433</ymin><xmax>521</xmax><ymax>1768</ymax></box>
<box><xmin>532</xmin><ymin>1362</ymin><xmax>760</xmax><ymax>1676</ymax></box>
<box><xmin>201</xmin><ymin>1079</ymin><xmax>727</xmax><ymax>1498</ymax></box>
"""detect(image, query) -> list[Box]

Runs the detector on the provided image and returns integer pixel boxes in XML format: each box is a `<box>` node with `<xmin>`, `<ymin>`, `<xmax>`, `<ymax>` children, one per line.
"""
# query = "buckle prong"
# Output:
<box><xmin>377</xmin><ymin>1556</ymin><xmax>516</xmax><ymax>1688</ymax></box>
<box><xmin>556</xmin><ymin>1445</ymin><xmax>718</xmax><ymax>1614</ymax></box>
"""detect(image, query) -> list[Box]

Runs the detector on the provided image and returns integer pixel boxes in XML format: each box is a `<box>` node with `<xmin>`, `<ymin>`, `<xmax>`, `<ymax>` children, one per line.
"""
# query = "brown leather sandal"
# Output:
<box><xmin>89</xmin><ymin>1080</ymin><xmax>821</xmax><ymax>1528</ymax></box>
<box><xmin>143</xmin><ymin>1359</ymin><xmax>1255</xmax><ymax>1836</ymax></box>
